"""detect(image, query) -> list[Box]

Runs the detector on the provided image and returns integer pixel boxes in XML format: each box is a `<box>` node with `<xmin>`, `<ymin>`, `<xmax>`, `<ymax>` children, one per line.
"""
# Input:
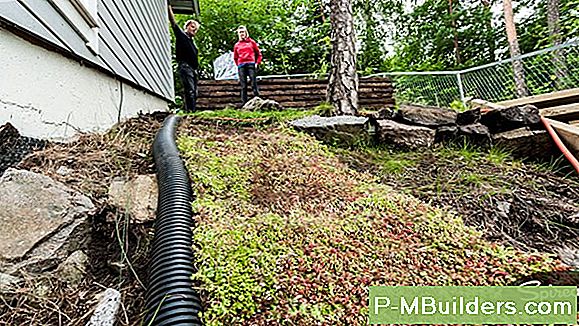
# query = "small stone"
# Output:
<box><xmin>0</xmin><ymin>272</ymin><xmax>21</xmax><ymax>291</ymax></box>
<box><xmin>108</xmin><ymin>175</ymin><xmax>157</xmax><ymax>224</ymax></box>
<box><xmin>56</xmin><ymin>250</ymin><xmax>89</xmax><ymax>287</ymax></box>
<box><xmin>0</xmin><ymin>169</ymin><xmax>94</xmax><ymax>273</ymax></box>
<box><xmin>456</xmin><ymin>107</ymin><xmax>481</xmax><ymax>125</ymax></box>
<box><xmin>290</xmin><ymin>115</ymin><xmax>372</xmax><ymax>146</ymax></box>
<box><xmin>87</xmin><ymin>288</ymin><xmax>121</xmax><ymax>326</ymax></box>
<box><xmin>242</xmin><ymin>97</ymin><xmax>283</xmax><ymax>111</ymax></box>
<box><xmin>396</xmin><ymin>104</ymin><xmax>457</xmax><ymax>127</ymax></box>
<box><xmin>56</xmin><ymin>166</ymin><xmax>73</xmax><ymax>176</ymax></box>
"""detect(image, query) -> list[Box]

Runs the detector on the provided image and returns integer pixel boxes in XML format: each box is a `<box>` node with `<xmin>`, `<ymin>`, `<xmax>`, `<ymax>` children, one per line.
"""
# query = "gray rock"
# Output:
<box><xmin>435</xmin><ymin>126</ymin><xmax>458</xmax><ymax>143</ymax></box>
<box><xmin>481</xmin><ymin>104</ymin><xmax>541</xmax><ymax>133</ymax></box>
<box><xmin>397</xmin><ymin>104</ymin><xmax>457</xmax><ymax>127</ymax></box>
<box><xmin>457</xmin><ymin>123</ymin><xmax>492</xmax><ymax>147</ymax></box>
<box><xmin>492</xmin><ymin>127</ymin><xmax>553</xmax><ymax>158</ymax></box>
<box><xmin>0</xmin><ymin>169</ymin><xmax>94</xmax><ymax>273</ymax></box>
<box><xmin>108</xmin><ymin>175</ymin><xmax>157</xmax><ymax>224</ymax></box>
<box><xmin>456</xmin><ymin>107</ymin><xmax>481</xmax><ymax>125</ymax></box>
<box><xmin>0</xmin><ymin>272</ymin><xmax>21</xmax><ymax>291</ymax></box>
<box><xmin>290</xmin><ymin>115</ymin><xmax>372</xmax><ymax>146</ymax></box>
<box><xmin>360</xmin><ymin>108</ymin><xmax>400</xmax><ymax>121</ymax></box>
<box><xmin>242</xmin><ymin>97</ymin><xmax>283</xmax><ymax>111</ymax></box>
<box><xmin>56</xmin><ymin>250</ymin><xmax>89</xmax><ymax>287</ymax></box>
<box><xmin>376</xmin><ymin>120</ymin><xmax>436</xmax><ymax>149</ymax></box>
<box><xmin>56</xmin><ymin>166</ymin><xmax>74</xmax><ymax>176</ymax></box>
<box><xmin>87</xmin><ymin>288</ymin><xmax>121</xmax><ymax>326</ymax></box>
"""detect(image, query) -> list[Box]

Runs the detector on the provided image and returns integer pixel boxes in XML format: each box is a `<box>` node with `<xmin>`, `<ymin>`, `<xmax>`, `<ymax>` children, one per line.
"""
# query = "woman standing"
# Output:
<box><xmin>233</xmin><ymin>26</ymin><xmax>262</xmax><ymax>105</ymax></box>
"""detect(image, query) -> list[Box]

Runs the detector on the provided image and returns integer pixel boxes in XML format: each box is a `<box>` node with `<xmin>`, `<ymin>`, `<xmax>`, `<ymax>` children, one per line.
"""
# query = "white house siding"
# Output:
<box><xmin>0</xmin><ymin>29</ymin><xmax>168</xmax><ymax>141</ymax></box>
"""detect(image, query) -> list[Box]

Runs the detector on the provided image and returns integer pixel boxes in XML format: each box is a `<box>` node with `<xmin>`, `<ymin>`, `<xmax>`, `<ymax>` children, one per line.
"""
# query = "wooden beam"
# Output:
<box><xmin>497</xmin><ymin>88</ymin><xmax>579</xmax><ymax>108</ymax></box>
<box><xmin>544</xmin><ymin>118</ymin><xmax>579</xmax><ymax>158</ymax></box>
<box><xmin>469</xmin><ymin>99</ymin><xmax>506</xmax><ymax>112</ymax></box>
<box><xmin>539</xmin><ymin>103</ymin><xmax>579</xmax><ymax>121</ymax></box>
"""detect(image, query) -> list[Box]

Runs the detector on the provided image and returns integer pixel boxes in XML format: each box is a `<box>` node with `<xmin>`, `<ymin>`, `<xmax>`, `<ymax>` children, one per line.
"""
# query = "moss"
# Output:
<box><xmin>178</xmin><ymin>125</ymin><xmax>564</xmax><ymax>325</ymax></box>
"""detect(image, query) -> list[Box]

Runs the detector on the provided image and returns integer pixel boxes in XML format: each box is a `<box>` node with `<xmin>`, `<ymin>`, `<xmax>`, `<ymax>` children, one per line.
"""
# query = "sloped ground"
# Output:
<box><xmin>335</xmin><ymin>145</ymin><xmax>579</xmax><ymax>266</ymax></box>
<box><xmin>1</xmin><ymin>113</ymin><xmax>167</xmax><ymax>325</ymax></box>
<box><xmin>2</xmin><ymin>111</ymin><xmax>577</xmax><ymax>325</ymax></box>
<box><xmin>176</xmin><ymin>116</ymin><xmax>575</xmax><ymax>325</ymax></box>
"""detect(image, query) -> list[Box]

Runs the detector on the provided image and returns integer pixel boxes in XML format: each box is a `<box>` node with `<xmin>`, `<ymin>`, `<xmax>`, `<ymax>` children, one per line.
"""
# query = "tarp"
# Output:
<box><xmin>213</xmin><ymin>51</ymin><xmax>238</xmax><ymax>80</ymax></box>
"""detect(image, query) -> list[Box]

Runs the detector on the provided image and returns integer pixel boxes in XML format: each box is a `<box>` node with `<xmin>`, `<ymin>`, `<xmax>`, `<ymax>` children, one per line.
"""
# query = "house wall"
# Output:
<box><xmin>0</xmin><ymin>29</ymin><xmax>168</xmax><ymax>141</ymax></box>
<box><xmin>0</xmin><ymin>0</ymin><xmax>174</xmax><ymax>100</ymax></box>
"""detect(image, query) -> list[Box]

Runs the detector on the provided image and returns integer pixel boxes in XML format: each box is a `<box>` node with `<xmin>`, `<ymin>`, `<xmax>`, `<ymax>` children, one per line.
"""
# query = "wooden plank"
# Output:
<box><xmin>544</xmin><ymin>118</ymin><xmax>579</xmax><ymax>158</ymax></box>
<box><xmin>539</xmin><ymin>103</ymin><xmax>579</xmax><ymax>122</ymax></box>
<box><xmin>470</xmin><ymin>99</ymin><xmax>507</xmax><ymax>112</ymax></box>
<box><xmin>497</xmin><ymin>88</ymin><xmax>579</xmax><ymax>108</ymax></box>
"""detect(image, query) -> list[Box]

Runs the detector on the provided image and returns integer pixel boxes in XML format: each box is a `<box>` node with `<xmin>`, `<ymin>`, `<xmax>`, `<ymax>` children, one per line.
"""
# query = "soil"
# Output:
<box><xmin>1</xmin><ymin>113</ymin><xmax>577</xmax><ymax>324</ymax></box>
<box><xmin>1</xmin><ymin>112</ymin><xmax>167</xmax><ymax>325</ymax></box>
<box><xmin>336</xmin><ymin>146</ymin><xmax>579</xmax><ymax>267</ymax></box>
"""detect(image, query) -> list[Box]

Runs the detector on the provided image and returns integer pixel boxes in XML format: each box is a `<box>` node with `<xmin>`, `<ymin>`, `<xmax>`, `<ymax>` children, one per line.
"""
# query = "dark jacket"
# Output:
<box><xmin>172</xmin><ymin>23</ymin><xmax>198</xmax><ymax>69</ymax></box>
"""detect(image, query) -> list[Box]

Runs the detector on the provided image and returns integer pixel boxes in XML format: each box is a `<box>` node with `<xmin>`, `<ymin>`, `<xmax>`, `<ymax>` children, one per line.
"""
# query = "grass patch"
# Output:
<box><xmin>177</xmin><ymin>124</ymin><xmax>565</xmax><ymax>325</ymax></box>
<box><xmin>188</xmin><ymin>108</ymin><xmax>318</xmax><ymax>125</ymax></box>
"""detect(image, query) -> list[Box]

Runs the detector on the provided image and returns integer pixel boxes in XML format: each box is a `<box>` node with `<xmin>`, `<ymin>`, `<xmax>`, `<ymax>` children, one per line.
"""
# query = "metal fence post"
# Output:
<box><xmin>457</xmin><ymin>72</ymin><xmax>465</xmax><ymax>104</ymax></box>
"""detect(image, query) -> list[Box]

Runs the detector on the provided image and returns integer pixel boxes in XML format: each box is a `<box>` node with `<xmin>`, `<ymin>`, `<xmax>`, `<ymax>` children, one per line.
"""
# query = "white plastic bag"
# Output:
<box><xmin>213</xmin><ymin>52</ymin><xmax>238</xmax><ymax>80</ymax></box>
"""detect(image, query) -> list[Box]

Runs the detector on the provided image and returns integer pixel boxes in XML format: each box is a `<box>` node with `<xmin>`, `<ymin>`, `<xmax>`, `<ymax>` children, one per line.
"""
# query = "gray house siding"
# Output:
<box><xmin>0</xmin><ymin>0</ymin><xmax>173</xmax><ymax>100</ymax></box>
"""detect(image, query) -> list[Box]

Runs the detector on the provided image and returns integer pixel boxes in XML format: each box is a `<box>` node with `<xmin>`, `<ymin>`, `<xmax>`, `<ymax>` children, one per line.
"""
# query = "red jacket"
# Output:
<box><xmin>233</xmin><ymin>38</ymin><xmax>262</xmax><ymax>66</ymax></box>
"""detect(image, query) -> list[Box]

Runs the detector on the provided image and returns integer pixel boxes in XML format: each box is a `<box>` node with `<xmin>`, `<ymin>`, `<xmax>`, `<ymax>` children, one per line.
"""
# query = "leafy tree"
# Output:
<box><xmin>385</xmin><ymin>0</ymin><xmax>498</xmax><ymax>71</ymax></box>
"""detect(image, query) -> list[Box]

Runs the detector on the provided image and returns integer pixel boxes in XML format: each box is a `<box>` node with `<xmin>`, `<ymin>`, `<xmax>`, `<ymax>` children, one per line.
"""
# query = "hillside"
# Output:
<box><xmin>2</xmin><ymin>110</ymin><xmax>577</xmax><ymax>325</ymax></box>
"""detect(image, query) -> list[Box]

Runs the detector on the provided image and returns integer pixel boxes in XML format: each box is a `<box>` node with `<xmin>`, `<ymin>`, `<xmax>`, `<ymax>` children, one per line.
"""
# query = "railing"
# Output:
<box><xmin>368</xmin><ymin>40</ymin><xmax>579</xmax><ymax>107</ymax></box>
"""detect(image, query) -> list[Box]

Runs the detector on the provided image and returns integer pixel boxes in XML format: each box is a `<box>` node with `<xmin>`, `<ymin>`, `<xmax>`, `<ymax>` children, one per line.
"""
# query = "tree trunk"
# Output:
<box><xmin>547</xmin><ymin>0</ymin><xmax>566</xmax><ymax>89</ymax></box>
<box><xmin>327</xmin><ymin>0</ymin><xmax>358</xmax><ymax>115</ymax></box>
<box><xmin>503</xmin><ymin>0</ymin><xmax>529</xmax><ymax>98</ymax></box>
<box><xmin>448</xmin><ymin>0</ymin><xmax>461</xmax><ymax>66</ymax></box>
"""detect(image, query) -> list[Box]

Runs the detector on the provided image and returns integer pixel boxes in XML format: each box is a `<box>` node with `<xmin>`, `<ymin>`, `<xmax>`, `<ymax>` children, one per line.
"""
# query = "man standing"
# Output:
<box><xmin>168</xmin><ymin>5</ymin><xmax>200</xmax><ymax>113</ymax></box>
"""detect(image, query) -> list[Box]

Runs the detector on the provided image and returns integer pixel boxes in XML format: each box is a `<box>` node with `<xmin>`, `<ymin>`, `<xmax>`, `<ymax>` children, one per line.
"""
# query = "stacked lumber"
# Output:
<box><xmin>196</xmin><ymin>77</ymin><xmax>394</xmax><ymax>110</ymax></box>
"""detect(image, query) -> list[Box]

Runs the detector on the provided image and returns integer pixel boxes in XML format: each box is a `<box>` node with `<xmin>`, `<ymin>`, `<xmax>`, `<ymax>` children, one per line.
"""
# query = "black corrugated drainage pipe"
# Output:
<box><xmin>144</xmin><ymin>115</ymin><xmax>203</xmax><ymax>325</ymax></box>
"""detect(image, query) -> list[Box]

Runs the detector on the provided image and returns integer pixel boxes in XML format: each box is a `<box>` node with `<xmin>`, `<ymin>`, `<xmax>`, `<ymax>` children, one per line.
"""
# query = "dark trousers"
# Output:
<box><xmin>238</xmin><ymin>63</ymin><xmax>259</xmax><ymax>104</ymax></box>
<box><xmin>178</xmin><ymin>62</ymin><xmax>198</xmax><ymax>112</ymax></box>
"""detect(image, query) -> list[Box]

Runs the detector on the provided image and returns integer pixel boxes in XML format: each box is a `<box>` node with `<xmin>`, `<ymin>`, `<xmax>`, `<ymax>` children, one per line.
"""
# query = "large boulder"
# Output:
<box><xmin>108</xmin><ymin>175</ymin><xmax>157</xmax><ymax>224</ymax></box>
<box><xmin>492</xmin><ymin>127</ymin><xmax>554</xmax><ymax>158</ymax></box>
<box><xmin>290</xmin><ymin>115</ymin><xmax>372</xmax><ymax>146</ymax></box>
<box><xmin>242</xmin><ymin>97</ymin><xmax>283</xmax><ymax>111</ymax></box>
<box><xmin>396</xmin><ymin>104</ymin><xmax>457</xmax><ymax>127</ymax></box>
<box><xmin>0</xmin><ymin>169</ymin><xmax>95</xmax><ymax>273</ymax></box>
<box><xmin>456</xmin><ymin>107</ymin><xmax>481</xmax><ymax>125</ymax></box>
<box><xmin>435</xmin><ymin>126</ymin><xmax>459</xmax><ymax>143</ymax></box>
<box><xmin>376</xmin><ymin>119</ymin><xmax>436</xmax><ymax>149</ymax></box>
<box><xmin>481</xmin><ymin>104</ymin><xmax>541</xmax><ymax>133</ymax></box>
<box><xmin>457</xmin><ymin>123</ymin><xmax>492</xmax><ymax>147</ymax></box>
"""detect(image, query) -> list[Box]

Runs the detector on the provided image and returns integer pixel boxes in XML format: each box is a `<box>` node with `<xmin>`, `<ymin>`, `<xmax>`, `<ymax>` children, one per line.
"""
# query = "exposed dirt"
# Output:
<box><xmin>1</xmin><ymin>112</ymin><xmax>167</xmax><ymax>325</ymax></box>
<box><xmin>336</xmin><ymin>145</ymin><xmax>579</xmax><ymax>267</ymax></box>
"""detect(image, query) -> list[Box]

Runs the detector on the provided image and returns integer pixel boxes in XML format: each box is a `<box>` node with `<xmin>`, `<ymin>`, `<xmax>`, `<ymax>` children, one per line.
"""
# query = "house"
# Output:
<box><xmin>0</xmin><ymin>0</ymin><xmax>197</xmax><ymax>141</ymax></box>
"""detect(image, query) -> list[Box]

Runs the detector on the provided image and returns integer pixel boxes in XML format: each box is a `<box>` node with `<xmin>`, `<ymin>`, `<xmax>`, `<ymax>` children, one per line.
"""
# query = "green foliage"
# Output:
<box><xmin>178</xmin><ymin>126</ymin><xmax>562</xmax><ymax>324</ymax></box>
<box><xmin>173</xmin><ymin>0</ymin><xmax>331</xmax><ymax>77</ymax></box>
<box><xmin>312</xmin><ymin>102</ymin><xmax>334</xmax><ymax>116</ymax></box>
<box><xmin>450</xmin><ymin>99</ymin><xmax>468</xmax><ymax>112</ymax></box>
<box><xmin>385</xmin><ymin>0</ymin><xmax>498</xmax><ymax>71</ymax></box>
<box><xmin>190</xmin><ymin>107</ymin><xmax>317</xmax><ymax>123</ymax></box>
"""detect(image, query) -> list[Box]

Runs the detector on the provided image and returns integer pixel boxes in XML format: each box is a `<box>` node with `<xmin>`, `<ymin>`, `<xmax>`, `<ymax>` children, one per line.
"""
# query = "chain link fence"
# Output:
<box><xmin>368</xmin><ymin>40</ymin><xmax>579</xmax><ymax>107</ymax></box>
